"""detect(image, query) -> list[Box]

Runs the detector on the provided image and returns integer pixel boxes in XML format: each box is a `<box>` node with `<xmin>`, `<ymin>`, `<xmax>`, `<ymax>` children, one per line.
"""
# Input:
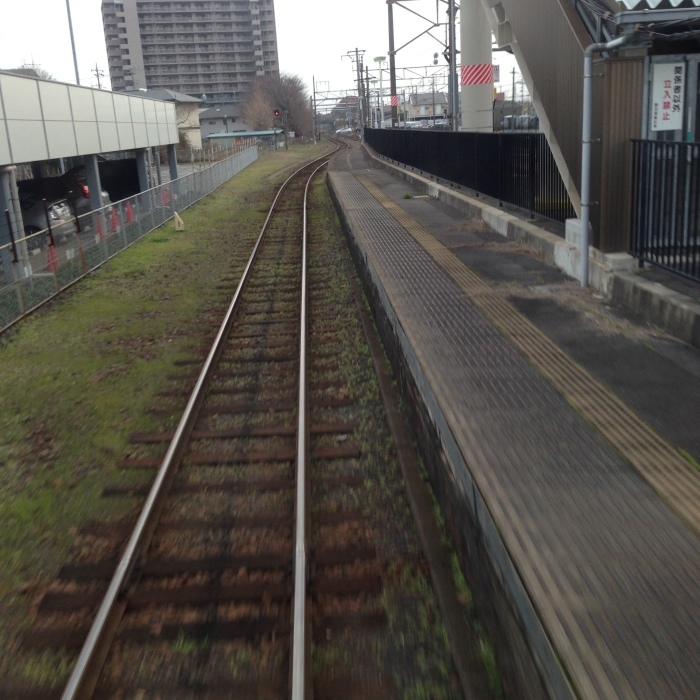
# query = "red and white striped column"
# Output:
<box><xmin>460</xmin><ymin>0</ymin><xmax>493</xmax><ymax>131</ymax></box>
<box><xmin>389</xmin><ymin>94</ymin><xmax>400</xmax><ymax>123</ymax></box>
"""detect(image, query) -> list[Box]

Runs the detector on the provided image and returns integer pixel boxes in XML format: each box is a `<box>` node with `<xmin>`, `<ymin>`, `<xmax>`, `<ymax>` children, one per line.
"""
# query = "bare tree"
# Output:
<box><xmin>9</xmin><ymin>64</ymin><xmax>56</xmax><ymax>81</ymax></box>
<box><xmin>242</xmin><ymin>73</ymin><xmax>313</xmax><ymax>136</ymax></box>
<box><xmin>242</xmin><ymin>86</ymin><xmax>275</xmax><ymax>130</ymax></box>
<box><xmin>277</xmin><ymin>74</ymin><xmax>313</xmax><ymax>137</ymax></box>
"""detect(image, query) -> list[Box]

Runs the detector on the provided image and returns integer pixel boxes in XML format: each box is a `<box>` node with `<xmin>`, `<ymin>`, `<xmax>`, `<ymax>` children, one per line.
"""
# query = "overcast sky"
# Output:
<box><xmin>0</xmin><ymin>0</ymin><xmax>520</xmax><ymax>99</ymax></box>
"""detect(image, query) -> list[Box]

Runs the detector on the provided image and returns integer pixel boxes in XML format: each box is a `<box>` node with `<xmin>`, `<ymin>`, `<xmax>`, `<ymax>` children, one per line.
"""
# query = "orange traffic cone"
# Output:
<box><xmin>110</xmin><ymin>207</ymin><xmax>119</xmax><ymax>232</ymax></box>
<box><xmin>161</xmin><ymin>187</ymin><xmax>169</xmax><ymax>205</ymax></box>
<box><xmin>46</xmin><ymin>244</ymin><xmax>59</xmax><ymax>271</ymax></box>
<box><xmin>96</xmin><ymin>217</ymin><xmax>104</xmax><ymax>241</ymax></box>
<box><xmin>125</xmin><ymin>201</ymin><xmax>135</xmax><ymax>223</ymax></box>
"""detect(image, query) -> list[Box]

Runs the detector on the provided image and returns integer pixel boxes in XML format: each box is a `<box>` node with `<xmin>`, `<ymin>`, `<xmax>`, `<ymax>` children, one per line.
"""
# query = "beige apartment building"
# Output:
<box><xmin>101</xmin><ymin>0</ymin><xmax>279</xmax><ymax>103</ymax></box>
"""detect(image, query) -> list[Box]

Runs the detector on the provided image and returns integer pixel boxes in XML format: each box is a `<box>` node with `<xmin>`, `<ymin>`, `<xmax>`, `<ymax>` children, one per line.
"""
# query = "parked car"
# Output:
<box><xmin>19</xmin><ymin>195</ymin><xmax>76</xmax><ymax>250</ymax></box>
<box><xmin>85</xmin><ymin>158</ymin><xmax>140</xmax><ymax>202</ymax></box>
<box><xmin>18</xmin><ymin>169</ymin><xmax>111</xmax><ymax>218</ymax></box>
<box><xmin>63</xmin><ymin>165</ymin><xmax>113</xmax><ymax>213</ymax></box>
<box><xmin>335</xmin><ymin>127</ymin><xmax>353</xmax><ymax>134</ymax></box>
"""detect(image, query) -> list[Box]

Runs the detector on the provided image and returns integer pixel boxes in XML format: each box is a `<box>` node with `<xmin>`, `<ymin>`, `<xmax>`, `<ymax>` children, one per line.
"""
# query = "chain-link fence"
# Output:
<box><xmin>0</xmin><ymin>144</ymin><xmax>258</xmax><ymax>333</ymax></box>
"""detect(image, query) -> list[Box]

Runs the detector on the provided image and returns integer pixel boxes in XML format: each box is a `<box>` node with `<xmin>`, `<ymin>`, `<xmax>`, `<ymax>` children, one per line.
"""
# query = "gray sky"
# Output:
<box><xmin>0</xmin><ymin>1</ymin><xmax>520</xmax><ymax>98</ymax></box>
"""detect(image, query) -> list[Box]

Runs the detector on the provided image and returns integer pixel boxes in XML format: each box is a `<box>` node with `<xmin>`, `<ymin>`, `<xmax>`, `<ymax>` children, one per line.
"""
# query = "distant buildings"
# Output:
<box><xmin>101</xmin><ymin>0</ymin><xmax>279</xmax><ymax>104</ymax></box>
<box><xmin>330</xmin><ymin>96</ymin><xmax>360</xmax><ymax>129</ymax></box>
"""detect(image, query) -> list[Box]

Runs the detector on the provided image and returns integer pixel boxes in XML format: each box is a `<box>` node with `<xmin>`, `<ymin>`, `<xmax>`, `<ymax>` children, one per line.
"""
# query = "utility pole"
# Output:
<box><xmin>312</xmin><ymin>76</ymin><xmax>317</xmax><ymax>143</ymax></box>
<box><xmin>343</xmin><ymin>48</ymin><xmax>366</xmax><ymax>129</ymax></box>
<box><xmin>356</xmin><ymin>49</ymin><xmax>365</xmax><ymax>129</ymax></box>
<box><xmin>91</xmin><ymin>64</ymin><xmax>104</xmax><ymax>89</ymax></box>
<box><xmin>388</xmin><ymin>1</ymin><xmax>398</xmax><ymax>127</ymax></box>
<box><xmin>65</xmin><ymin>0</ymin><xmax>80</xmax><ymax>85</ymax></box>
<box><xmin>388</xmin><ymin>0</ymin><xmax>453</xmax><ymax>128</ymax></box>
<box><xmin>365</xmin><ymin>66</ymin><xmax>371</xmax><ymax>128</ymax></box>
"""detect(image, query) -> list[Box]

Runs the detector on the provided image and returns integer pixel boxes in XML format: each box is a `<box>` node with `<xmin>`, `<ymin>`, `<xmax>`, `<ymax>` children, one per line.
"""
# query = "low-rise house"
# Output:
<box><xmin>198</xmin><ymin>105</ymin><xmax>250</xmax><ymax>140</ymax></box>
<box><xmin>405</xmin><ymin>92</ymin><xmax>448</xmax><ymax>122</ymax></box>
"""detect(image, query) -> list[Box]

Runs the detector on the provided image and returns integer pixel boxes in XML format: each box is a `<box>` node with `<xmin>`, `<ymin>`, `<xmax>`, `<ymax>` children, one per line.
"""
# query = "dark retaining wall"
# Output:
<box><xmin>329</xmin><ymin>177</ymin><xmax>568</xmax><ymax>700</ymax></box>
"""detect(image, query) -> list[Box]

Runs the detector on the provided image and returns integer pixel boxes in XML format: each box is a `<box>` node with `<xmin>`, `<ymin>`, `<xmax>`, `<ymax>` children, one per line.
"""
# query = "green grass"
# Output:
<box><xmin>679</xmin><ymin>448</ymin><xmax>700</xmax><ymax>471</ymax></box>
<box><xmin>479</xmin><ymin>637</ymin><xmax>503</xmax><ymax>696</ymax></box>
<box><xmin>172</xmin><ymin>630</ymin><xmax>202</xmax><ymax>655</ymax></box>
<box><xmin>18</xmin><ymin>650</ymin><xmax>73</xmax><ymax>689</ymax></box>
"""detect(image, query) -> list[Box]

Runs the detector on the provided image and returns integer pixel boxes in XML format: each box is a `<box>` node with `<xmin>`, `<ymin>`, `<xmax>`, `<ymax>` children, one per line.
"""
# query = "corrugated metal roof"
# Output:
<box><xmin>616</xmin><ymin>0</ymin><xmax>700</xmax><ymax>7</ymax></box>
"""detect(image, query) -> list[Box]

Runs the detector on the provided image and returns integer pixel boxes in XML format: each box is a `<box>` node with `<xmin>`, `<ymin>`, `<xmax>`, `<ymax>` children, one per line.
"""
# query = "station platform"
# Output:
<box><xmin>326</xmin><ymin>140</ymin><xmax>700</xmax><ymax>699</ymax></box>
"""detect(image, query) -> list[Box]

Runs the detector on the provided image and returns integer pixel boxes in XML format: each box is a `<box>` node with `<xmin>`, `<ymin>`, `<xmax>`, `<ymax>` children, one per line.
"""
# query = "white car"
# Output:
<box><xmin>18</xmin><ymin>169</ymin><xmax>111</xmax><ymax>217</ymax></box>
<box><xmin>335</xmin><ymin>127</ymin><xmax>353</xmax><ymax>134</ymax></box>
<box><xmin>19</xmin><ymin>195</ymin><xmax>76</xmax><ymax>250</ymax></box>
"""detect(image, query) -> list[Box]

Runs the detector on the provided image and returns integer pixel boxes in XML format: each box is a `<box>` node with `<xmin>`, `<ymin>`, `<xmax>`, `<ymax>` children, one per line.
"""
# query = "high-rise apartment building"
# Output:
<box><xmin>101</xmin><ymin>1</ymin><xmax>279</xmax><ymax>103</ymax></box>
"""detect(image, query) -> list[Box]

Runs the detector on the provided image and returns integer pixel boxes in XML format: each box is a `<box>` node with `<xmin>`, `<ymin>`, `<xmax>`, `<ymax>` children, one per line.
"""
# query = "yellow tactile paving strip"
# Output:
<box><xmin>358</xmin><ymin>175</ymin><xmax>700</xmax><ymax>537</ymax></box>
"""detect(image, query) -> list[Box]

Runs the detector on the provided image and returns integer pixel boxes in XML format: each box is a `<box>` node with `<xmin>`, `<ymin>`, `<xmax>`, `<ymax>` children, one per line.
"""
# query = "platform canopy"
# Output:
<box><xmin>0</xmin><ymin>71</ymin><xmax>179</xmax><ymax>167</ymax></box>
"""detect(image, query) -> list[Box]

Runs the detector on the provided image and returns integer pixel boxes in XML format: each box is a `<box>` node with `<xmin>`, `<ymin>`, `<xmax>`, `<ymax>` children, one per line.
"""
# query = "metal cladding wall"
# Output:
<box><xmin>599</xmin><ymin>57</ymin><xmax>645</xmax><ymax>252</ymax></box>
<box><xmin>0</xmin><ymin>72</ymin><xmax>179</xmax><ymax>167</ymax></box>
<box><xmin>497</xmin><ymin>0</ymin><xmax>592</xmax><ymax>200</ymax></box>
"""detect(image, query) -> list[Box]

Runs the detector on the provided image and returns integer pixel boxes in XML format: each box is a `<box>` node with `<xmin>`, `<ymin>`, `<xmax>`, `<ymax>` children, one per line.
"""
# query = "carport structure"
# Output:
<box><xmin>0</xmin><ymin>71</ymin><xmax>179</xmax><ymax>261</ymax></box>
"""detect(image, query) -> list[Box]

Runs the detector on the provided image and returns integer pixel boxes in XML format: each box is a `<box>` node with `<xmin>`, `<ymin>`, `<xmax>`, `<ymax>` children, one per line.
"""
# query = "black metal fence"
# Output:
<box><xmin>631</xmin><ymin>140</ymin><xmax>700</xmax><ymax>283</ymax></box>
<box><xmin>363</xmin><ymin>128</ymin><xmax>575</xmax><ymax>224</ymax></box>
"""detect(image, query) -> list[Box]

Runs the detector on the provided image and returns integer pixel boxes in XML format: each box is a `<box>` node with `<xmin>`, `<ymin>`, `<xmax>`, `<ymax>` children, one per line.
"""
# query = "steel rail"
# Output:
<box><xmin>61</xmin><ymin>150</ymin><xmax>338</xmax><ymax>700</ymax></box>
<box><xmin>291</xmin><ymin>161</ymin><xmax>329</xmax><ymax>700</ymax></box>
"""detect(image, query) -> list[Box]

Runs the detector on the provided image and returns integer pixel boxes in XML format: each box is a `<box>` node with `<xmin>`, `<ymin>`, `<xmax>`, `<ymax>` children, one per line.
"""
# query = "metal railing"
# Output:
<box><xmin>631</xmin><ymin>139</ymin><xmax>700</xmax><ymax>282</ymax></box>
<box><xmin>364</xmin><ymin>128</ymin><xmax>575</xmax><ymax>225</ymax></box>
<box><xmin>0</xmin><ymin>144</ymin><xmax>258</xmax><ymax>333</ymax></box>
<box><xmin>176</xmin><ymin>141</ymin><xmax>251</xmax><ymax>164</ymax></box>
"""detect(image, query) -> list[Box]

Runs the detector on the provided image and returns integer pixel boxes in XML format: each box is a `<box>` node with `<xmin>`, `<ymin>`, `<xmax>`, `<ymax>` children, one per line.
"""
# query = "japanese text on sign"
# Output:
<box><xmin>651</xmin><ymin>63</ymin><xmax>685</xmax><ymax>132</ymax></box>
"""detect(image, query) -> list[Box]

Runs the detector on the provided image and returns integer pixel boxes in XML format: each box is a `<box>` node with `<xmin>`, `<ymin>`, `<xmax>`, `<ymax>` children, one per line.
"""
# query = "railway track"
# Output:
<box><xmin>18</xmin><ymin>142</ymin><xmax>482</xmax><ymax>699</ymax></box>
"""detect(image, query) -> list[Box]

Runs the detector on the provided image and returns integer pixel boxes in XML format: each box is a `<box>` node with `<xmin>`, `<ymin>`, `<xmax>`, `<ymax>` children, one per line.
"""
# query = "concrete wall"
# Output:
<box><xmin>176</xmin><ymin>102</ymin><xmax>202</xmax><ymax>149</ymax></box>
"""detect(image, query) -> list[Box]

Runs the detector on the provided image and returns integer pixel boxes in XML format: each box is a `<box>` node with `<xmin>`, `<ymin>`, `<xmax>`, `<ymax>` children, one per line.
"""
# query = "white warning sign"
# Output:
<box><xmin>651</xmin><ymin>63</ymin><xmax>685</xmax><ymax>132</ymax></box>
